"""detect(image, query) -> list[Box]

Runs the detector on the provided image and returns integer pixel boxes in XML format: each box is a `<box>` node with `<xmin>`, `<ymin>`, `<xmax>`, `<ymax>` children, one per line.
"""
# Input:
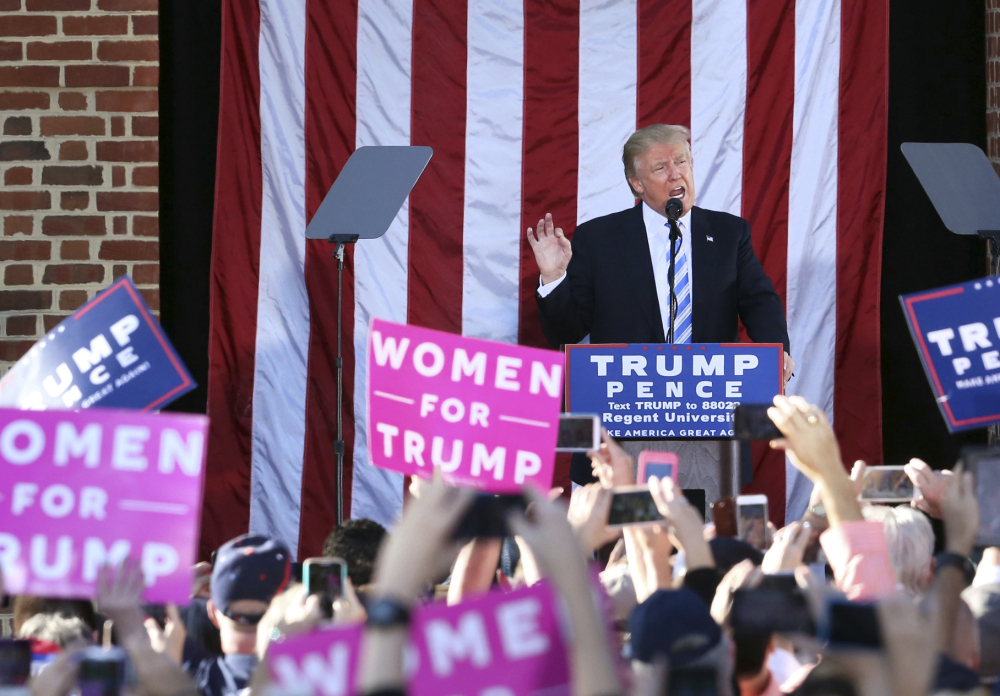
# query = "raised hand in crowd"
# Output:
<box><xmin>357</xmin><ymin>470</ymin><xmax>476</xmax><ymax>695</ymax></box>
<box><xmin>526</xmin><ymin>212</ymin><xmax>572</xmax><ymax>285</ymax></box>
<box><xmin>941</xmin><ymin>462</ymin><xmax>979</xmax><ymax>558</ymax></box>
<box><xmin>769</xmin><ymin>395</ymin><xmax>863</xmax><ymax>526</ymax></box>
<box><xmin>648</xmin><ymin>475</ymin><xmax>713</xmax><ymax>573</ymax></box>
<box><xmin>95</xmin><ymin>557</ymin><xmax>198</xmax><ymax>696</ymax></box>
<box><xmin>447</xmin><ymin>537</ymin><xmax>502</xmax><ymax>605</ymax></box>
<box><xmin>96</xmin><ymin>556</ymin><xmax>149</xmax><ymax>650</ymax></box>
<box><xmin>191</xmin><ymin>561</ymin><xmax>213</xmax><ymax>600</ymax></box>
<box><xmin>934</xmin><ymin>462</ymin><xmax>980</xmax><ymax>673</ymax></box>
<box><xmin>254</xmin><ymin>583</ymin><xmax>324</xmax><ymax>659</ymax></box>
<box><xmin>761</xmin><ymin>520</ymin><xmax>811</xmax><ymax>574</ymax></box>
<box><xmin>709</xmin><ymin>558</ymin><xmax>763</xmax><ymax>628</ymax></box>
<box><xmin>567</xmin><ymin>482</ymin><xmax>619</xmax><ymax>553</ymax></box>
<box><xmin>877</xmin><ymin>592</ymin><xmax>941</xmax><ymax>696</ymax></box>
<box><xmin>508</xmin><ymin>487</ymin><xmax>622</xmax><ymax>696</ymax></box>
<box><xmin>28</xmin><ymin>649</ymin><xmax>80</xmax><ymax>696</ymax></box>
<box><xmin>589</xmin><ymin>428</ymin><xmax>636</xmax><ymax>488</ymax></box>
<box><xmin>144</xmin><ymin>602</ymin><xmax>186</xmax><ymax>665</ymax></box>
<box><xmin>905</xmin><ymin>457</ymin><xmax>953</xmax><ymax>519</ymax></box>
<box><xmin>624</xmin><ymin>525</ymin><xmax>674</xmax><ymax>604</ymax></box>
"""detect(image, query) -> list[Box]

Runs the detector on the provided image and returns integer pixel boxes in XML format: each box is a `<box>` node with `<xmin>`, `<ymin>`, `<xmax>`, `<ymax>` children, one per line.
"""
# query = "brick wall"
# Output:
<box><xmin>0</xmin><ymin>0</ymin><xmax>157</xmax><ymax>372</ymax></box>
<box><xmin>989</xmin><ymin>0</ymin><xmax>1000</xmax><ymax>173</ymax></box>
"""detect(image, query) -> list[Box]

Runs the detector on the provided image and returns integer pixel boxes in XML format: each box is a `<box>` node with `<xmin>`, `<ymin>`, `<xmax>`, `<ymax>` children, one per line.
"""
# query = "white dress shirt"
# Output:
<box><xmin>538</xmin><ymin>202</ymin><xmax>695</xmax><ymax>340</ymax></box>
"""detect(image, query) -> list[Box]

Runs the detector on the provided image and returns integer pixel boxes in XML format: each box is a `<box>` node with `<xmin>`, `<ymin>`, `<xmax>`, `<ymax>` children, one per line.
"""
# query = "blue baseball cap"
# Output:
<box><xmin>628</xmin><ymin>588</ymin><xmax>723</xmax><ymax>665</ymax></box>
<box><xmin>211</xmin><ymin>535</ymin><xmax>291</xmax><ymax>625</ymax></box>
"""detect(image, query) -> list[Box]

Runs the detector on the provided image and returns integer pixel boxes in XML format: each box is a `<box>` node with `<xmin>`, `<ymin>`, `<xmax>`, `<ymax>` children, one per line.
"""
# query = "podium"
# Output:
<box><xmin>565</xmin><ymin>343</ymin><xmax>783</xmax><ymax>501</ymax></box>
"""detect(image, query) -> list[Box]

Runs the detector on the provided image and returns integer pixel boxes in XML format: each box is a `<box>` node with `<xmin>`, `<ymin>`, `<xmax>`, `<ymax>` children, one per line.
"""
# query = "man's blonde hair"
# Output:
<box><xmin>622</xmin><ymin>124</ymin><xmax>693</xmax><ymax>196</ymax></box>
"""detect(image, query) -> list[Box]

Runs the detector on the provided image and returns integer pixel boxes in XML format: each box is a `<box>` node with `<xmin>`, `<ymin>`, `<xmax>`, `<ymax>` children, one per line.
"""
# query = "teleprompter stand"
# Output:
<box><xmin>305</xmin><ymin>146</ymin><xmax>433</xmax><ymax>524</ymax></box>
<box><xmin>902</xmin><ymin>142</ymin><xmax>1000</xmax><ymax>443</ymax></box>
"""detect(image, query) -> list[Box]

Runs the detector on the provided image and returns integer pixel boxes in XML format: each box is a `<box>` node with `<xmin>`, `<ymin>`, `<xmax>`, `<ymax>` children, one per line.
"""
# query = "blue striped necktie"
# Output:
<box><xmin>668</xmin><ymin>222</ymin><xmax>692</xmax><ymax>343</ymax></box>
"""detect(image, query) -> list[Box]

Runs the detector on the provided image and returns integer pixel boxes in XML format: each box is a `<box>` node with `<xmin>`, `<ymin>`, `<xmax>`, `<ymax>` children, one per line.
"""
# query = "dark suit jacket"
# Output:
<box><xmin>536</xmin><ymin>203</ymin><xmax>790</xmax><ymax>352</ymax></box>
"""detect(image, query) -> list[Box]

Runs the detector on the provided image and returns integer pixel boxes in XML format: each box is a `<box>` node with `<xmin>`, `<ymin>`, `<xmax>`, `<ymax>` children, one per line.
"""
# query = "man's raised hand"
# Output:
<box><xmin>526</xmin><ymin>213</ymin><xmax>571</xmax><ymax>285</ymax></box>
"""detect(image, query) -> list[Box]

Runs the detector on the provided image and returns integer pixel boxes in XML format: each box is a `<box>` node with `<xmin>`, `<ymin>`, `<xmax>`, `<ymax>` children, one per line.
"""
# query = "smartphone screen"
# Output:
<box><xmin>644</xmin><ymin>462</ymin><xmax>675</xmax><ymax>482</ymax></box>
<box><xmin>737</xmin><ymin>500</ymin><xmax>768</xmax><ymax>550</ymax></box>
<box><xmin>826</xmin><ymin>601</ymin><xmax>881</xmax><ymax>649</ymax></box>
<box><xmin>859</xmin><ymin>466</ymin><xmax>914</xmax><ymax>502</ymax></box>
<box><xmin>304</xmin><ymin>560</ymin><xmax>346</xmax><ymax>600</ymax></box>
<box><xmin>970</xmin><ymin>450</ymin><xmax>1000</xmax><ymax>547</ymax></box>
<box><xmin>0</xmin><ymin>640</ymin><xmax>31</xmax><ymax>687</ymax></box>
<box><xmin>556</xmin><ymin>414</ymin><xmax>599</xmax><ymax>452</ymax></box>
<box><xmin>608</xmin><ymin>490</ymin><xmax>664</xmax><ymax>526</ymax></box>
<box><xmin>733</xmin><ymin>404</ymin><xmax>782</xmax><ymax>440</ymax></box>
<box><xmin>78</xmin><ymin>647</ymin><xmax>127</xmax><ymax>696</ymax></box>
<box><xmin>682</xmin><ymin>488</ymin><xmax>706</xmax><ymax>522</ymax></box>
<box><xmin>451</xmin><ymin>494</ymin><xmax>527</xmax><ymax>539</ymax></box>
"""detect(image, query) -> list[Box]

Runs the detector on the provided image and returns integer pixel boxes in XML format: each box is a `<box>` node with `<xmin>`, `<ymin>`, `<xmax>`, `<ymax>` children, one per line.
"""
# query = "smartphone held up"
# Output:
<box><xmin>556</xmin><ymin>414</ymin><xmax>600</xmax><ymax>452</ymax></box>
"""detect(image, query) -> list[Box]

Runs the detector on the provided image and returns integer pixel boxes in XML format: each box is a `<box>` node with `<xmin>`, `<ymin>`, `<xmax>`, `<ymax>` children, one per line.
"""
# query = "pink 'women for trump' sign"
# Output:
<box><xmin>0</xmin><ymin>407</ymin><xmax>207</xmax><ymax>603</ymax></box>
<box><xmin>367</xmin><ymin>318</ymin><xmax>563</xmax><ymax>492</ymax></box>
<box><xmin>264</xmin><ymin>583</ymin><xmax>570</xmax><ymax>696</ymax></box>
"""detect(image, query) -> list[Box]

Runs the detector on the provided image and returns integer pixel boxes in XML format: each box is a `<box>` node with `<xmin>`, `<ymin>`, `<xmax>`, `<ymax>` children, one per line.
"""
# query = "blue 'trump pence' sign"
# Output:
<box><xmin>901</xmin><ymin>278</ymin><xmax>1000</xmax><ymax>432</ymax></box>
<box><xmin>0</xmin><ymin>277</ymin><xmax>194</xmax><ymax>411</ymax></box>
<box><xmin>566</xmin><ymin>343</ymin><xmax>783</xmax><ymax>439</ymax></box>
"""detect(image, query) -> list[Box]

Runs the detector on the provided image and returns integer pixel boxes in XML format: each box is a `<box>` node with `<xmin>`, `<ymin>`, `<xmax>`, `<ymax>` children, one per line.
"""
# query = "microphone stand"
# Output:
<box><xmin>666</xmin><ymin>218</ymin><xmax>682</xmax><ymax>342</ymax></box>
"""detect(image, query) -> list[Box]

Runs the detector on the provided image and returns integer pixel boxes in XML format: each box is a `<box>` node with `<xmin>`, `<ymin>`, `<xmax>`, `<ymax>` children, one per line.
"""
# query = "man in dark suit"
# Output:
<box><xmin>528</xmin><ymin>124</ymin><xmax>792</xmax><ymax>379</ymax></box>
<box><xmin>527</xmin><ymin>124</ymin><xmax>792</xmax><ymax>495</ymax></box>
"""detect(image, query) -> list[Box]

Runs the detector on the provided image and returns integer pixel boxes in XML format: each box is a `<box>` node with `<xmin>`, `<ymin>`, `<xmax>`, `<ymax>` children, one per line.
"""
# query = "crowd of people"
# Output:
<box><xmin>5</xmin><ymin>394</ymin><xmax>1000</xmax><ymax>696</ymax></box>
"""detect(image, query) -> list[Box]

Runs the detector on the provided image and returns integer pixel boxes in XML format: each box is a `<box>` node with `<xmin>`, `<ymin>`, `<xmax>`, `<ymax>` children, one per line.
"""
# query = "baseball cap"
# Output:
<box><xmin>628</xmin><ymin>588</ymin><xmax>723</xmax><ymax>665</ymax></box>
<box><xmin>211</xmin><ymin>535</ymin><xmax>291</xmax><ymax>625</ymax></box>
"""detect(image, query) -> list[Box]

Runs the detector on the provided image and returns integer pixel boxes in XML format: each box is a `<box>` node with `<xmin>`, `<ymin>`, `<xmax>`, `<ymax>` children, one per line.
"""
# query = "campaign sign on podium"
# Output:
<box><xmin>901</xmin><ymin>278</ymin><xmax>1000</xmax><ymax>432</ymax></box>
<box><xmin>566</xmin><ymin>343</ymin><xmax>783</xmax><ymax>439</ymax></box>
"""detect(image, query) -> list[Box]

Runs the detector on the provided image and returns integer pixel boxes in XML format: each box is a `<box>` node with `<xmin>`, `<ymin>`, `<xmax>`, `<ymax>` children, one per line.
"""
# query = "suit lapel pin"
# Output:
<box><xmin>706</xmin><ymin>235</ymin><xmax>714</xmax><ymax>242</ymax></box>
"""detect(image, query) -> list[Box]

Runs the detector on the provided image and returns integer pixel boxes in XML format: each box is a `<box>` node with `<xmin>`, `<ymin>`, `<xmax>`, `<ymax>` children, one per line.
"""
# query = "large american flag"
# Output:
<box><xmin>202</xmin><ymin>0</ymin><xmax>887</xmax><ymax>559</ymax></box>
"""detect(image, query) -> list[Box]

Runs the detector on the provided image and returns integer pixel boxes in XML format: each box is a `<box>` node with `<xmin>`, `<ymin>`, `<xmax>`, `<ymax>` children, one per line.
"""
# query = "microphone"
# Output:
<box><xmin>665</xmin><ymin>197</ymin><xmax>683</xmax><ymax>222</ymax></box>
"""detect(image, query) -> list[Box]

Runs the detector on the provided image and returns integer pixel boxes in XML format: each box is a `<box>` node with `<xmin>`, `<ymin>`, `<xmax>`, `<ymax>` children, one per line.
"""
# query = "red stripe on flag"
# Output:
<box><xmin>202</xmin><ymin>0</ymin><xmax>262</xmax><ymax>560</ymax></box>
<box><xmin>835</xmin><ymin>0</ymin><xmax>887</xmax><ymax>468</ymax></box>
<box><xmin>297</xmin><ymin>0</ymin><xmax>360</xmax><ymax>558</ymax></box>
<box><xmin>519</xmin><ymin>0</ymin><xmax>579</xmax><ymax>350</ymax></box>
<box><xmin>637</xmin><ymin>0</ymin><xmax>691</xmax><ymax>128</ymax></box>
<box><xmin>739</xmin><ymin>0</ymin><xmax>795</xmax><ymax>522</ymax></box>
<box><xmin>408</xmin><ymin>0</ymin><xmax>467</xmax><ymax>334</ymax></box>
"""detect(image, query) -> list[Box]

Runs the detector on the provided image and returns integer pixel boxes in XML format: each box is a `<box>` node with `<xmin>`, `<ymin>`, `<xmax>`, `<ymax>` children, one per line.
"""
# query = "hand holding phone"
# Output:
<box><xmin>77</xmin><ymin>646</ymin><xmax>129</xmax><ymax>696</ymax></box>
<box><xmin>637</xmin><ymin>450</ymin><xmax>679</xmax><ymax>484</ymax></box>
<box><xmin>451</xmin><ymin>493</ymin><xmax>527</xmax><ymax>539</ymax></box>
<box><xmin>736</xmin><ymin>494</ymin><xmax>769</xmax><ymax>550</ymax></box>
<box><xmin>858</xmin><ymin>466</ymin><xmax>916</xmax><ymax>503</ymax></box>
<box><xmin>962</xmin><ymin>447</ymin><xmax>1000</xmax><ymax>547</ymax></box>
<box><xmin>607</xmin><ymin>486</ymin><xmax>664</xmax><ymax>528</ymax></box>
<box><xmin>303</xmin><ymin>557</ymin><xmax>348</xmax><ymax>620</ymax></box>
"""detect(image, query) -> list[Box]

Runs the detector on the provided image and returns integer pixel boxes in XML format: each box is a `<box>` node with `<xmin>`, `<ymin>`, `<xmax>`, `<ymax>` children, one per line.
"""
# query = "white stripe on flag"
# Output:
<box><xmin>250</xmin><ymin>0</ymin><xmax>309</xmax><ymax>557</ymax></box>
<box><xmin>462</xmin><ymin>0</ymin><xmax>524</xmax><ymax>342</ymax></box>
<box><xmin>351</xmin><ymin>0</ymin><xmax>413</xmax><ymax>526</ymax></box>
<box><xmin>690</xmin><ymin>0</ymin><xmax>746</xmax><ymax>216</ymax></box>
<box><xmin>577</xmin><ymin>0</ymin><xmax>637</xmax><ymax>225</ymax></box>
<box><xmin>785</xmin><ymin>0</ymin><xmax>840</xmax><ymax>522</ymax></box>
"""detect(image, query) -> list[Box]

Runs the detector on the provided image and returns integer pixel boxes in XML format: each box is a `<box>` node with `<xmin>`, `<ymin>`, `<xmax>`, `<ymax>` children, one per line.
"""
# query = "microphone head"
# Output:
<box><xmin>665</xmin><ymin>197</ymin><xmax>683</xmax><ymax>221</ymax></box>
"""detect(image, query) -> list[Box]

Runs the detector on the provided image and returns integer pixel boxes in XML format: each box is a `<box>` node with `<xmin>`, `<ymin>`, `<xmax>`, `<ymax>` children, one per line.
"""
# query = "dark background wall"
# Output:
<box><xmin>158</xmin><ymin>0</ymin><xmax>995</xmax><ymax>465</ymax></box>
<box><xmin>158</xmin><ymin>0</ymin><xmax>220</xmax><ymax>414</ymax></box>
<box><xmin>882</xmin><ymin>0</ymin><xmax>990</xmax><ymax>466</ymax></box>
